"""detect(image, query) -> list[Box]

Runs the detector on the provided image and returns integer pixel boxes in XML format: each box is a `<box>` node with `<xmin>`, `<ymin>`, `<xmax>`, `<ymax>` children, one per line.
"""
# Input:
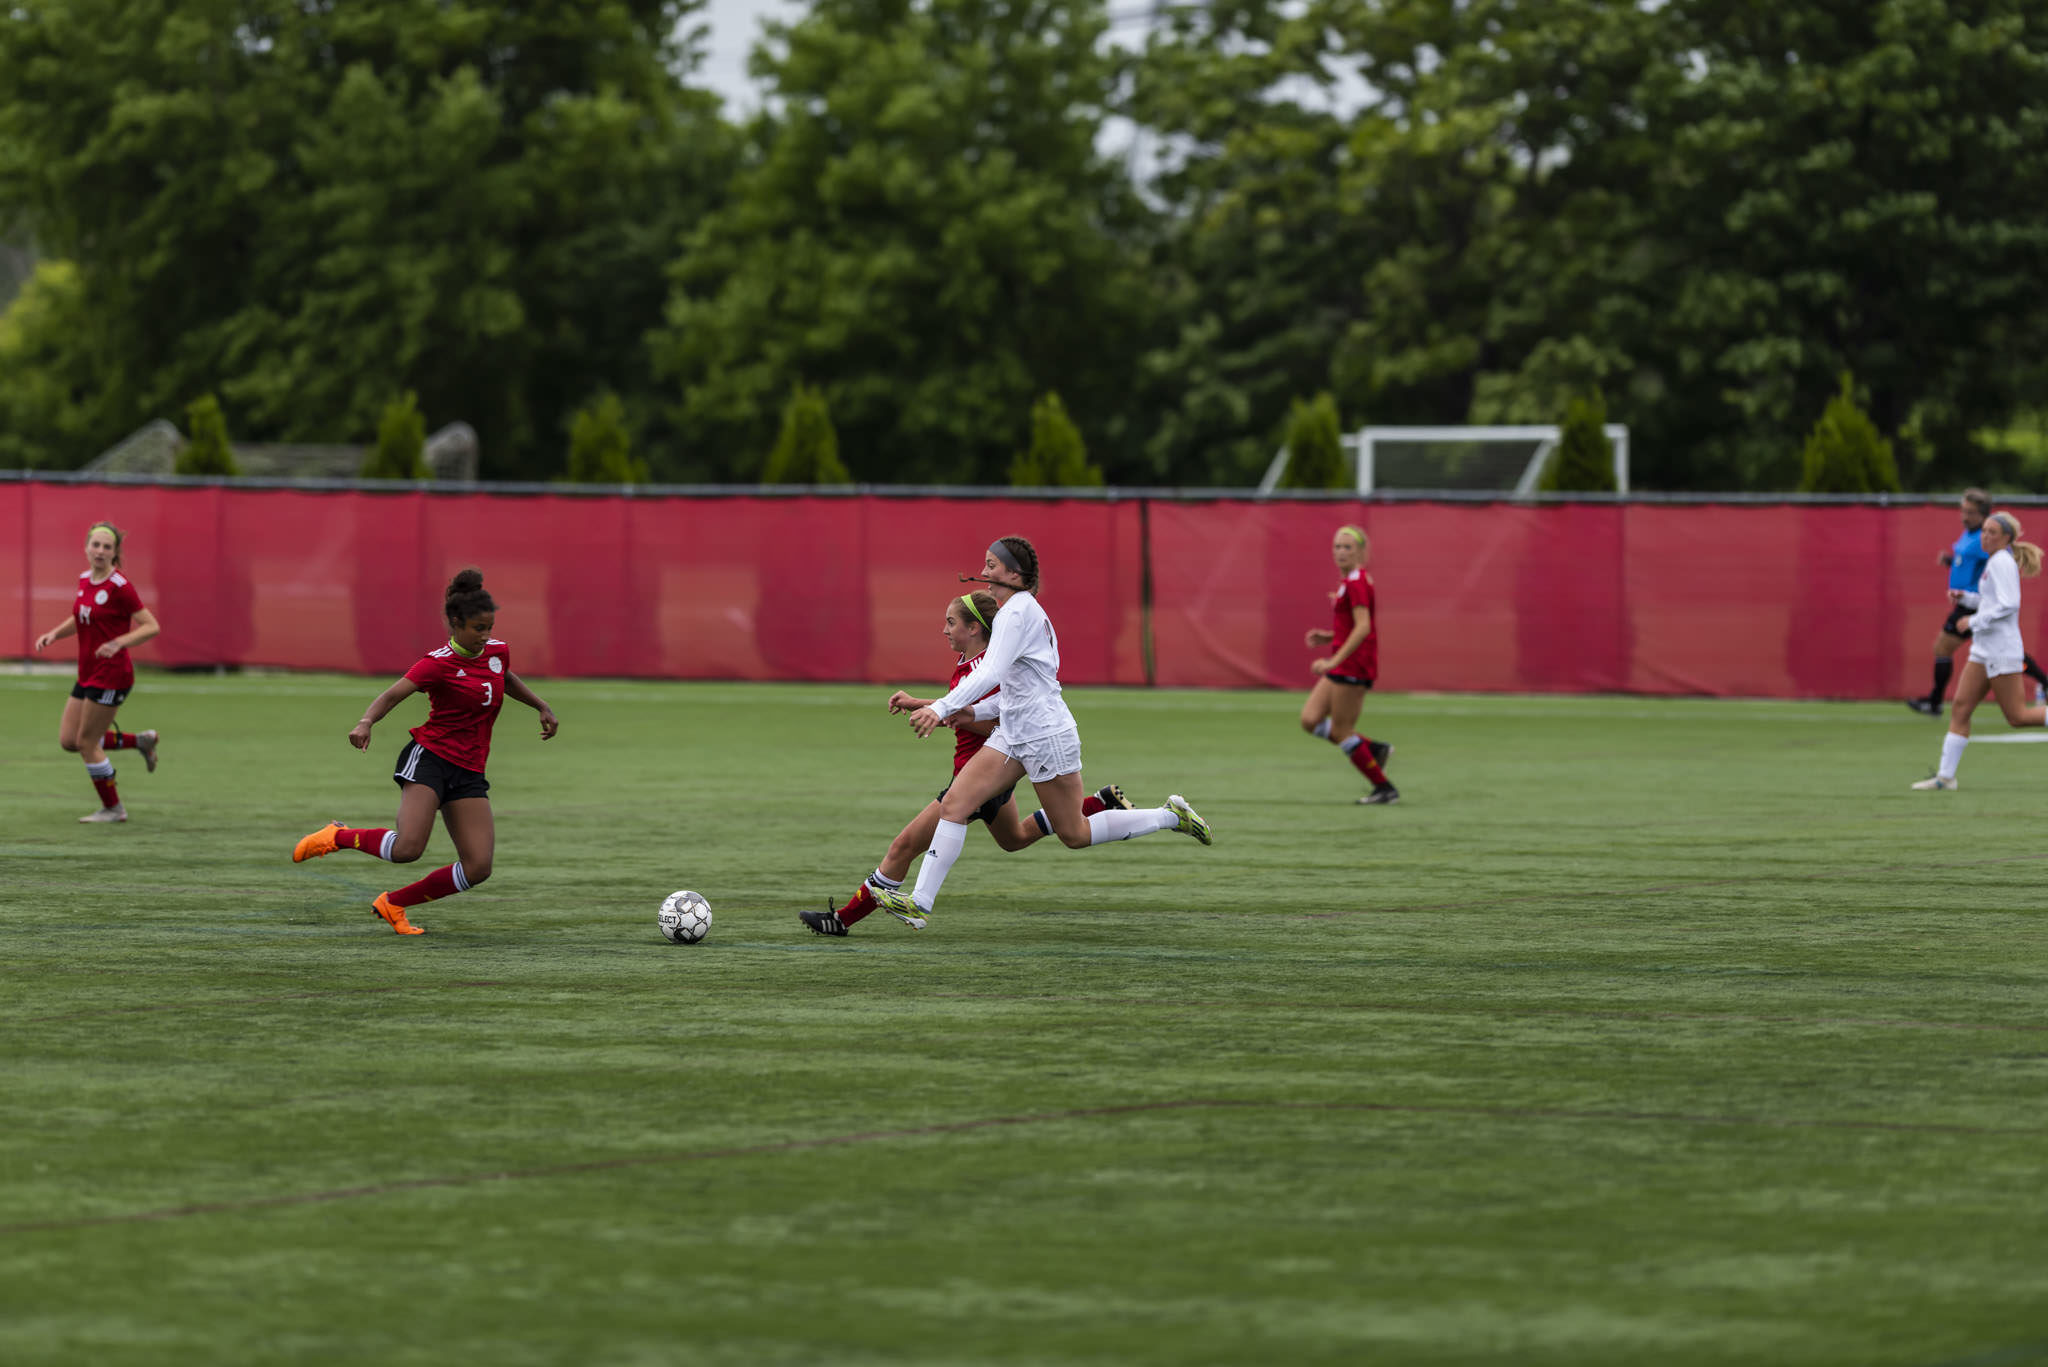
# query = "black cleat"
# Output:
<box><xmin>1358</xmin><ymin>784</ymin><xmax>1400</xmax><ymax>805</ymax></box>
<box><xmin>1095</xmin><ymin>783</ymin><xmax>1133</xmax><ymax>810</ymax></box>
<box><xmin>801</xmin><ymin>902</ymin><xmax>849</xmax><ymax>937</ymax></box>
<box><xmin>1905</xmin><ymin>697</ymin><xmax>1941</xmax><ymax>716</ymax></box>
<box><xmin>1367</xmin><ymin>739</ymin><xmax>1392</xmax><ymax>767</ymax></box>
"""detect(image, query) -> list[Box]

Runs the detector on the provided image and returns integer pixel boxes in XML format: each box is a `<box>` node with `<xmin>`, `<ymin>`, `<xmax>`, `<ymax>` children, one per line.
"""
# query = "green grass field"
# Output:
<box><xmin>3</xmin><ymin>673</ymin><xmax>2046</xmax><ymax>1366</ymax></box>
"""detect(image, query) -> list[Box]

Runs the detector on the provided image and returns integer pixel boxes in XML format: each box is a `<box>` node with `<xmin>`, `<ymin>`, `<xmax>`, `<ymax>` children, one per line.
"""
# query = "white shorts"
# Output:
<box><xmin>1980</xmin><ymin>651</ymin><xmax>2025</xmax><ymax>679</ymax></box>
<box><xmin>987</xmin><ymin>725</ymin><xmax>1083</xmax><ymax>783</ymax></box>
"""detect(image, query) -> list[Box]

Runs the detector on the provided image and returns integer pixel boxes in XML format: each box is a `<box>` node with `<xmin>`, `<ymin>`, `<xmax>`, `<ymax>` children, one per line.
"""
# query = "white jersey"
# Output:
<box><xmin>933</xmin><ymin>589</ymin><xmax>1074</xmax><ymax>743</ymax></box>
<box><xmin>1970</xmin><ymin>547</ymin><xmax>2025</xmax><ymax>658</ymax></box>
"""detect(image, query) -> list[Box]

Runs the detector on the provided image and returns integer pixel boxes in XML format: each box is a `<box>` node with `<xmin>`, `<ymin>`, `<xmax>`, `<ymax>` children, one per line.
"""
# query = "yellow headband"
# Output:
<box><xmin>87</xmin><ymin>522</ymin><xmax>119</xmax><ymax>542</ymax></box>
<box><xmin>1338</xmin><ymin>525</ymin><xmax>1367</xmax><ymax>549</ymax></box>
<box><xmin>959</xmin><ymin>594</ymin><xmax>989</xmax><ymax>630</ymax></box>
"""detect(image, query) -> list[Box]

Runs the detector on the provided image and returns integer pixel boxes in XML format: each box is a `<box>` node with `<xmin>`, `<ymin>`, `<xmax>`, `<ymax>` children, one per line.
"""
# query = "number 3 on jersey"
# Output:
<box><xmin>482</xmin><ymin>681</ymin><xmax>492</xmax><ymax>707</ymax></box>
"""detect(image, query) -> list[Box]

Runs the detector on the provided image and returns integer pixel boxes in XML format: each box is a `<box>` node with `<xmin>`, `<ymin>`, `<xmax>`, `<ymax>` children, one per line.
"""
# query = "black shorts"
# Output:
<box><xmin>70</xmin><ymin>681</ymin><xmax>130</xmax><ymax>706</ymax></box>
<box><xmin>938</xmin><ymin>782</ymin><xmax>1017</xmax><ymax>826</ymax></box>
<box><xmin>1326</xmin><ymin>672</ymin><xmax>1375</xmax><ymax>689</ymax></box>
<box><xmin>1942</xmin><ymin>603</ymin><xmax>1974</xmax><ymax>639</ymax></box>
<box><xmin>394</xmin><ymin>740</ymin><xmax>490</xmax><ymax>803</ymax></box>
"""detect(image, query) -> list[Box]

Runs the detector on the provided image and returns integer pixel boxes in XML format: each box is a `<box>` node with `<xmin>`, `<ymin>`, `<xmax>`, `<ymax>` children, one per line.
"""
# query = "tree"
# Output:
<box><xmin>564</xmin><ymin>393</ymin><xmax>649</xmax><ymax>484</ymax></box>
<box><xmin>761</xmin><ymin>386</ymin><xmax>852</xmax><ymax>485</ymax></box>
<box><xmin>1278</xmin><ymin>393</ymin><xmax>1346</xmax><ymax>490</ymax></box>
<box><xmin>1540</xmin><ymin>392</ymin><xmax>1616</xmax><ymax>493</ymax></box>
<box><xmin>1009</xmin><ymin>393</ymin><xmax>1102</xmax><ymax>487</ymax></box>
<box><xmin>176</xmin><ymin>394</ymin><xmax>239</xmax><ymax>476</ymax></box>
<box><xmin>1799</xmin><ymin>374</ymin><xmax>1901</xmax><ymax>494</ymax></box>
<box><xmin>362</xmin><ymin>392</ymin><xmax>428</xmax><ymax>480</ymax></box>
<box><xmin>0</xmin><ymin>1</ymin><xmax>733</xmax><ymax>475</ymax></box>
<box><xmin>652</xmin><ymin>0</ymin><xmax>1151</xmax><ymax>483</ymax></box>
<box><xmin>0</xmin><ymin>259</ymin><xmax>101</xmax><ymax>468</ymax></box>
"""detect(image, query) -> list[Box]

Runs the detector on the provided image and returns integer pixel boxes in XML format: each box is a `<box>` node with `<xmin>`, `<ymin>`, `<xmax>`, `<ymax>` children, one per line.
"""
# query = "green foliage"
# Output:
<box><xmin>0</xmin><ymin>259</ymin><xmax>103</xmax><ymax>468</ymax></box>
<box><xmin>362</xmin><ymin>392</ymin><xmax>429</xmax><ymax>480</ymax></box>
<box><xmin>0</xmin><ymin>1</ymin><xmax>733</xmax><ymax>477</ymax></box>
<box><xmin>564</xmin><ymin>393</ymin><xmax>648</xmax><ymax>484</ymax></box>
<box><xmin>176</xmin><ymin>394</ymin><xmax>239</xmax><ymax>476</ymax></box>
<box><xmin>1540</xmin><ymin>392</ymin><xmax>1616</xmax><ymax>493</ymax></box>
<box><xmin>1799</xmin><ymin>374</ymin><xmax>1903</xmax><ymax>494</ymax></box>
<box><xmin>651</xmin><ymin>0</ymin><xmax>1148</xmax><ymax>484</ymax></box>
<box><xmin>1010</xmin><ymin>393</ymin><xmax>1102</xmax><ymax>487</ymax></box>
<box><xmin>1278</xmin><ymin>394</ymin><xmax>1347</xmax><ymax>490</ymax></box>
<box><xmin>761</xmin><ymin>386</ymin><xmax>851</xmax><ymax>485</ymax></box>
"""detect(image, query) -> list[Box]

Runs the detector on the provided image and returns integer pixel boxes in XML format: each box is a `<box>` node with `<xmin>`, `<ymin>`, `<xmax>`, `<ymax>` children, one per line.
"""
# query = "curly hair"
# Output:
<box><xmin>444</xmin><ymin>567</ymin><xmax>497</xmax><ymax>625</ymax></box>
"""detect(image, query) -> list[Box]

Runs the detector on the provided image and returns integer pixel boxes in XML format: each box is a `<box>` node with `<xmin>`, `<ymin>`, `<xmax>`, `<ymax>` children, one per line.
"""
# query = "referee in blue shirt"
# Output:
<box><xmin>1911</xmin><ymin>489</ymin><xmax>2048</xmax><ymax>713</ymax></box>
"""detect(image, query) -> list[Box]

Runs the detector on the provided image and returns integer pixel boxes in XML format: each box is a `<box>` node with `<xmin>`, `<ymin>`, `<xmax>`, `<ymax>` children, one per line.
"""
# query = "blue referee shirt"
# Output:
<box><xmin>1950</xmin><ymin>528</ymin><xmax>1989</xmax><ymax>592</ymax></box>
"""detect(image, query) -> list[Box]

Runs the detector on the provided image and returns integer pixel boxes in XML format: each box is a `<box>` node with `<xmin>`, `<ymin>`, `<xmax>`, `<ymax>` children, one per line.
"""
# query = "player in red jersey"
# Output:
<box><xmin>1300</xmin><ymin>524</ymin><xmax>1397</xmax><ymax>804</ymax></box>
<box><xmin>32</xmin><ymin>520</ymin><xmax>162</xmax><ymax>823</ymax></box>
<box><xmin>290</xmin><ymin>568</ymin><xmax>559</xmax><ymax>935</ymax></box>
<box><xmin>799</xmin><ymin>589</ymin><xmax>1131</xmax><ymax>935</ymax></box>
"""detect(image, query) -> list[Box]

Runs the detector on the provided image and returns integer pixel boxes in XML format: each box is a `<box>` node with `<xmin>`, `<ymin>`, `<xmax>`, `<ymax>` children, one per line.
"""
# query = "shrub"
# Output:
<box><xmin>176</xmin><ymin>394</ymin><xmax>239</xmax><ymax>476</ymax></box>
<box><xmin>362</xmin><ymin>391</ymin><xmax>429</xmax><ymax>479</ymax></box>
<box><xmin>1279</xmin><ymin>393</ymin><xmax>1347</xmax><ymax>490</ymax></box>
<box><xmin>1541</xmin><ymin>390</ymin><xmax>1617</xmax><ymax>492</ymax></box>
<box><xmin>1009</xmin><ymin>392</ymin><xmax>1102</xmax><ymax>487</ymax></box>
<box><xmin>1799</xmin><ymin>373</ymin><xmax>1902</xmax><ymax>493</ymax></box>
<box><xmin>564</xmin><ymin>393</ymin><xmax>648</xmax><ymax>484</ymax></box>
<box><xmin>762</xmin><ymin>384</ymin><xmax>851</xmax><ymax>484</ymax></box>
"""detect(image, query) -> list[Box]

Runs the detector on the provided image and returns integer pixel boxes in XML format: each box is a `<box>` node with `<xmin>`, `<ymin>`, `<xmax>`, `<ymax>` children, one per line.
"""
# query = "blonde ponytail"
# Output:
<box><xmin>1988</xmin><ymin>511</ymin><xmax>2042</xmax><ymax>577</ymax></box>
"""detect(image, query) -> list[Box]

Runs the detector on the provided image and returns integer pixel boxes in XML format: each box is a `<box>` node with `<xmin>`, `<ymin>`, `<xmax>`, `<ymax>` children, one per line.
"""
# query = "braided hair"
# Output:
<box><xmin>994</xmin><ymin>535</ymin><xmax>1040</xmax><ymax>593</ymax></box>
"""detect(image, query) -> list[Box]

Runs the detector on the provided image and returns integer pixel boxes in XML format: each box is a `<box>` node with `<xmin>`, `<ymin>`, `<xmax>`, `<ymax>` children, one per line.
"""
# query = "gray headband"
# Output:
<box><xmin>988</xmin><ymin>540</ymin><xmax>1022</xmax><ymax>574</ymax></box>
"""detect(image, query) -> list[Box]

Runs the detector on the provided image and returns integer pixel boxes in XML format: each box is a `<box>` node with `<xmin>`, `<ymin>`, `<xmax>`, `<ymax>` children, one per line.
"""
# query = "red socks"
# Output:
<box><xmin>1080</xmin><ymin>794</ymin><xmax>1106</xmax><ymax>817</ymax></box>
<box><xmin>1341</xmin><ymin>735</ymin><xmax>1389</xmax><ymax>785</ymax></box>
<box><xmin>102</xmin><ymin>730</ymin><xmax>138</xmax><ymax>750</ymax></box>
<box><xmin>839</xmin><ymin>883</ymin><xmax>879</xmax><ymax>927</ymax></box>
<box><xmin>91</xmin><ymin>773</ymin><xmax>120</xmax><ymax>808</ymax></box>
<box><xmin>388</xmin><ymin>863</ymin><xmax>465</xmax><ymax>908</ymax></box>
<box><xmin>337</xmin><ymin>827</ymin><xmax>392</xmax><ymax>857</ymax></box>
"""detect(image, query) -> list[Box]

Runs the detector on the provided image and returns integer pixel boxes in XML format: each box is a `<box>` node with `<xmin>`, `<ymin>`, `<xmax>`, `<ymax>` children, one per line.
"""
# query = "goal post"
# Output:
<box><xmin>1259</xmin><ymin>424</ymin><xmax>1630</xmax><ymax>495</ymax></box>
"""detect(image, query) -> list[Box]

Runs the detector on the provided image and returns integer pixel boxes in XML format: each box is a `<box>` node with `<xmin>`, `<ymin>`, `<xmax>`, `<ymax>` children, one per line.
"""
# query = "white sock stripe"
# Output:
<box><xmin>451</xmin><ymin>863</ymin><xmax>470</xmax><ymax>893</ymax></box>
<box><xmin>1339</xmin><ymin>734</ymin><xmax>1363</xmax><ymax>754</ymax></box>
<box><xmin>378</xmin><ymin>831</ymin><xmax>397</xmax><ymax>862</ymax></box>
<box><xmin>868</xmin><ymin>869</ymin><xmax>903</xmax><ymax>890</ymax></box>
<box><xmin>85</xmin><ymin>759</ymin><xmax>115</xmax><ymax>777</ymax></box>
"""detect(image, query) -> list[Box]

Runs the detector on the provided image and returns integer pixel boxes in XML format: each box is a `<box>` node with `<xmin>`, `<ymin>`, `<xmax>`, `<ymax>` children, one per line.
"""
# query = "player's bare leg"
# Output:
<box><xmin>1987</xmin><ymin>673</ymin><xmax>2047</xmax><ymax>729</ymax></box>
<box><xmin>1917</xmin><ymin>662</ymin><xmax>1992</xmax><ymax>791</ymax></box>
<box><xmin>869</xmin><ymin>749</ymin><xmax>1025</xmax><ymax>922</ymax></box>
<box><xmin>1017</xmin><ymin>784</ymin><xmax>1129</xmax><ymax>847</ymax></box>
<box><xmin>63</xmin><ymin>697</ymin><xmax>128</xmax><ymax>822</ymax></box>
<box><xmin>363</xmin><ymin>784</ymin><xmax>445</xmax><ymax>934</ymax></box>
<box><xmin>1305</xmin><ymin>677</ymin><xmax>1395</xmax><ymax>803</ymax></box>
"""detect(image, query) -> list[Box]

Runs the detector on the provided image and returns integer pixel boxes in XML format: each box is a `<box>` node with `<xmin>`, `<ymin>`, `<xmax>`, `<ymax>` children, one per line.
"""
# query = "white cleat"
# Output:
<box><xmin>79</xmin><ymin>803</ymin><xmax>128</xmax><ymax>823</ymax></box>
<box><xmin>136</xmin><ymin>730</ymin><xmax>160</xmax><ymax>773</ymax></box>
<box><xmin>1909</xmin><ymin>775</ymin><xmax>1958</xmax><ymax>791</ymax></box>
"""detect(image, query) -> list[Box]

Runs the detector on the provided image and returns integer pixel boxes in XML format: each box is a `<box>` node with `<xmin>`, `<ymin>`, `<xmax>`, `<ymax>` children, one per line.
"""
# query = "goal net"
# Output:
<box><xmin>1260</xmin><ymin>424</ymin><xmax>1630</xmax><ymax>494</ymax></box>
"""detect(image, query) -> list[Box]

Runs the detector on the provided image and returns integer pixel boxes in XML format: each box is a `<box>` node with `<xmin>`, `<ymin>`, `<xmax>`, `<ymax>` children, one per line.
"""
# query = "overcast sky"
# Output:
<box><xmin>691</xmin><ymin>0</ymin><xmax>802</xmax><ymax>112</ymax></box>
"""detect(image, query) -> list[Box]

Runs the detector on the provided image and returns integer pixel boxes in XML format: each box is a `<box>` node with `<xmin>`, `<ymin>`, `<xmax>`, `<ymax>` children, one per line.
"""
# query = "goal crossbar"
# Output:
<box><xmin>1259</xmin><ymin>424</ymin><xmax>1631</xmax><ymax>495</ymax></box>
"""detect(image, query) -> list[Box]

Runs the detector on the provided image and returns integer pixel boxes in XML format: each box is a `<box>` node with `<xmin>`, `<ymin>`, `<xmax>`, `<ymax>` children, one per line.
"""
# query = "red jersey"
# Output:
<box><xmin>404</xmin><ymin>639</ymin><xmax>510</xmax><ymax>773</ymax></box>
<box><xmin>73</xmin><ymin>570</ymin><xmax>146</xmax><ymax>690</ymax></box>
<box><xmin>1328</xmin><ymin>570</ymin><xmax>1378</xmax><ymax>682</ymax></box>
<box><xmin>949</xmin><ymin>652</ymin><xmax>999</xmax><ymax>776</ymax></box>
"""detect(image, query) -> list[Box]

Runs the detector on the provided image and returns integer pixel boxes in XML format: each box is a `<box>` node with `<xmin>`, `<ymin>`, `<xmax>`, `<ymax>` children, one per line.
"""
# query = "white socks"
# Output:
<box><xmin>378</xmin><ymin>830</ymin><xmax>398</xmax><ymax>861</ymax></box>
<box><xmin>84</xmin><ymin>759</ymin><xmax>114</xmax><ymax>779</ymax></box>
<box><xmin>1086</xmin><ymin>808</ymin><xmax>1177</xmax><ymax>844</ymax></box>
<box><xmin>911</xmin><ymin>819</ymin><xmax>968</xmax><ymax>911</ymax></box>
<box><xmin>1312</xmin><ymin>718</ymin><xmax>1333</xmax><ymax>740</ymax></box>
<box><xmin>1938</xmin><ymin>732</ymin><xmax>1969</xmax><ymax>780</ymax></box>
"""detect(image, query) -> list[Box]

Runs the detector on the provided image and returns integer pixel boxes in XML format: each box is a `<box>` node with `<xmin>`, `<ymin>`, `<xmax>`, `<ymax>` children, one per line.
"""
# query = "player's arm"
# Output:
<box><xmin>348</xmin><ymin>677</ymin><xmax>421</xmax><ymax>750</ymax></box>
<box><xmin>1313</xmin><ymin>604</ymin><xmax>1372</xmax><ymax>675</ymax></box>
<box><xmin>504</xmin><ymin>671</ymin><xmax>560</xmax><ymax>740</ymax></box>
<box><xmin>33</xmin><ymin>617</ymin><xmax>78</xmax><ymax>651</ymax></box>
<box><xmin>97</xmin><ymin>606</ymin><xmax>160</xmax><ymax>658</ymax></box>
<box><xmin>888</xmin><ymin>690</ymin><xmax>935</xmax><ymax>714</ymax></box>
<box><xmin>915</xmin><ymin>615</ymin><xmax>1023</xmax><ymax>736</ymax></box>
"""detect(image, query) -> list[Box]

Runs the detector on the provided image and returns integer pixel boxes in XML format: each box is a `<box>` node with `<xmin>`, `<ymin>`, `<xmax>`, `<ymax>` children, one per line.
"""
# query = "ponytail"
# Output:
<box><xmin>444</xmin><ymin>567</ymin><xmax>497</xmax><ymax>623</ymax></box>
<box><xmin>2015</xmin><ymin>541</ymin><xmax>2044</xmax><ymax>579</ymax></box>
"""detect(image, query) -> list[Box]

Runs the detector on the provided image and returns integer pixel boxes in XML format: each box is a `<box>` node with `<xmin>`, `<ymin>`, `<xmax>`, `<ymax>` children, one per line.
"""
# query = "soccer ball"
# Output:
<box><xmin>658</xmin><ymin>890</ymin><xmax>712</xmax><ymax>944</ymax></box>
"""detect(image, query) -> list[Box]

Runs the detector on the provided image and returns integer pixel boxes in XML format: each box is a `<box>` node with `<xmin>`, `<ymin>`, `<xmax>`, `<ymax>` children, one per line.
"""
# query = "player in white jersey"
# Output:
<box><xmin>867</xmin><ymin>536</ymin><xmax>1211</xmax><ymax>924</ymax></box>
<box><xmin>1913</xmin><ymin>510</ymin><xmax>2047</xmax><ymax>790</ymax></box>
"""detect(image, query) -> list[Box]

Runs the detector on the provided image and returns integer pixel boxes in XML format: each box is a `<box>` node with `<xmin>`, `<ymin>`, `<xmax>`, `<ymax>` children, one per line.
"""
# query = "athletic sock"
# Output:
<box><xmin>1311</xmin><ymin>718</ymin><xmax>1333</xmax><ymax>740</ymax></box>
<box><xmin>1030</xmin><ymin>809</ymin><xmax>1052</xmax><ymax>836</ymax></box>
<box><xmin>1938</xmin><ymin>732</ymin><xmax>1969</xmax><ymax>780</ymax></box>
<box><xmin>1931</xmin><ymin>657</ymin><xmax>1954</xmax><ymax>705</ymax></box>
<box><xmin>867</xmin><ymin>868</ymin><xmax>902</xmax><ymax>890</ymax></box>
<box><xmin>1086</xmin><ymin>808</ymin><xmax>1177</xmax><ymax>844</ymax></box>
<box><xmin>1080</xmin><ymin>794</ymin><xmax>1106</xmax><ymax>817</ymax></box>
<box><xmin>101</xmin><ymin>730</ymin><xmax>136</xmax><ymax>750</ymax></box>
<box><xmin>910</xmin><ymin>819</ymin><xmax>968</xmax><ymax>911</ymax></box>
<box><xmin>336</xmin><ymin>828</ymin><xmax>396</xmax><ymax>860</ymax></box>
<box><xmin>839</xmin><ymin>882</ymin><xmax>879</xmax><ymax>927</ymax></box>
<box><xmin>388</xmin><ymin>862</ymin><xmax>471</xmax><ymax>909</ymax></box>
<box><xmin>85</xmin><ymin>758</ymin><xmax>119</xmax><ymax>809</ymax></box>
<box><xmin>1340</xmin><ymin>734</ymin><xmax>1389</xmax><ymax>785</ymax></box>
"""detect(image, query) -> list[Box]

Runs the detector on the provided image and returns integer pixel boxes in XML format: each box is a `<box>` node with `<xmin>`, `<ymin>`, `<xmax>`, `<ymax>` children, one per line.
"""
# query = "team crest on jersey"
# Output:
<box><xmin>489</xmin><ymin>657</ymin><xmax>503</xmax><ymax>674</ymax></box>
<box><xmin>94</xmin><ymin>589</ymin><xmax>108</xmax><ymax>605</ymax></box>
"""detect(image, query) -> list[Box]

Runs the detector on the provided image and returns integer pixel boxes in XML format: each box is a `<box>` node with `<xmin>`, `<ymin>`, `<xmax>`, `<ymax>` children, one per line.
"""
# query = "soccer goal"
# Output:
<box><xmin>1259</xmin><ymin>424</ymin><xmax>1630</xmax><ymax>495</ymax></box>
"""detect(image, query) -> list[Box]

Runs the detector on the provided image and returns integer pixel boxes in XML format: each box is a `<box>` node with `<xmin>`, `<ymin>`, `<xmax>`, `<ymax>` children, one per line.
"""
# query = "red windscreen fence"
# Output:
<box><xmin>0</xmin><ymin>481</ymin><xmax>2006</xmax><ymax>699</ymax></box>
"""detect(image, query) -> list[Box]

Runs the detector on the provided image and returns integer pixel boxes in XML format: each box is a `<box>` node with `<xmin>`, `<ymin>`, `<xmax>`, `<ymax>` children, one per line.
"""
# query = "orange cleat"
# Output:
<box><xmin>371</xmin><ymin>893</ymin><xmax>424</xmax><ymax>936</ymax></box>
<box><xmin>293</xmin><ymin>821</ymin><xmax>344</xmax><ymax>863</ymax></box>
